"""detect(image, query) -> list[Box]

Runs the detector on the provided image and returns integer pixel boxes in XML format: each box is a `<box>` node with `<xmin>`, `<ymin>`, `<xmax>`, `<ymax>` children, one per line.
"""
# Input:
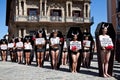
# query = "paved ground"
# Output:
<box><xmin>0</xmin><ymin>53</ymin><xmax>120</xmax><ymax>80</ymax></box>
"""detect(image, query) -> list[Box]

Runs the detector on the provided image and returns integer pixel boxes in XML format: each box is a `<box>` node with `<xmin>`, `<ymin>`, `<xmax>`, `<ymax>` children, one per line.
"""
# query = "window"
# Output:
<box><xmin>73</xmin><ymin>11</ymin><xmax>81</xmax><ymax>17</ymax></box>
<box><xmin>50</xmin><ymin>10</ymin><xmax>62</xmax><ymax>16</ymax></box>
<box><xmin>85</xmin><ymin>5</ymin><xmax>88</xmax><ymax>17</ymax></box>
<box><xmin>28</xmin><ymin>9</ymin><xmax>37</xmax><ymax>16</ymax></box>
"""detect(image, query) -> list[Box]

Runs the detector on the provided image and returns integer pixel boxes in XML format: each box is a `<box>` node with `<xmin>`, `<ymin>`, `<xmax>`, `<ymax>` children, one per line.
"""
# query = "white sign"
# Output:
<box><xmin>16</xmin><ymin>42</ymin><xmax>23</xmax><ymax>48</ymax></box>
<box><xmin>83</xmin><ymin>40</ymin><xmax>91</xmax><ymax>47</ymax></box>
<box><xmin>50</xmin><ymin>37</ymin><xmax>60</xmax><ymax>45</ymax></box>
<box><xmin>0</xmin><ymin>45</ymin><xmax>7</xmax><ymax>50</ymax></box>
<box><xmin>70</xmin><ymin>41</ymin><xmax>82</xmax><ymax>50</ymax></box>
<box><xmin>99</xmin><ymin>37</ymin><xmax>113</xmax><ymax>47</ymax></box>
<box><xmin>24</xmin><ymin>43</ymin><xmax>32</xmax><ymax>50</ymax></box>
<box><xmin>8</xmin><ymin>43</ymin><xmax>14</xmax><ymax>48</ymax></box>
<box><xmin>35</xmin><ymin>38</ymin><xmax>45</xmax><ymax>45</ymax></box>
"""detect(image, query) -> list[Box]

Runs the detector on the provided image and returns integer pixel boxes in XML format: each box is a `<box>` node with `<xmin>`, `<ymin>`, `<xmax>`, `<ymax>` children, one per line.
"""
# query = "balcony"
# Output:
<box><xmin>66</xmin><ymin>17</ymin><xmax>94</xmax><ymax>23</ymax></box>
<box><xmin>14</xmin><ymin>15</ymin><xmax>39</xmax><ymax>22</ymax></box>
<box><xmin>50</xmin><ymin>16</ymin><xmax>63</xmax><ymax>22</ymax></box>
<box><xmin>14</xmin><ymin>15</ymin><xmax>94</xmax><ymax>23</ymax></box>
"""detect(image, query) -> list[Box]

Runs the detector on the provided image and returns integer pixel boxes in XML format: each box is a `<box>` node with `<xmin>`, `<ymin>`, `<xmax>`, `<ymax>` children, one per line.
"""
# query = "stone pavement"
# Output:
<box><xmin>0</xmin><ymin>53</ymin><xmax>120</xmax><ymax>80</ymax></box>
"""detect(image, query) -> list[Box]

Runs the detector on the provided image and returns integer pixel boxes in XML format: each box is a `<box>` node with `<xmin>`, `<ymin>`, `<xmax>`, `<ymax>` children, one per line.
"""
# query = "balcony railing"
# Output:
<box><xmin>14</xmin><ymin>15</ymin><xmax>39</xmax><ymax>22</ymax></box>
<box><xmin>14</xmin><ymin>15</ymin><xmax>94</xmax><ymax>23</ymax></box>
<box><xmin>28</xmin><ymin>15</ymin><xmax>39</xmax><ymax>22</ymax></box>
<box><xmin>50</xmin><ymin>16</ymin><xmax>62</xmax><ymax>22</ymax></box>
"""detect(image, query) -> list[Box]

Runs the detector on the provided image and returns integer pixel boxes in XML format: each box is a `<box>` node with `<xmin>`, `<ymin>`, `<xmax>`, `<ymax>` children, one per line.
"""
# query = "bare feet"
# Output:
<box><xmin>103</xmin><ymin>74</ymin><xmax>107</xmax><ymax>78</ymax></box>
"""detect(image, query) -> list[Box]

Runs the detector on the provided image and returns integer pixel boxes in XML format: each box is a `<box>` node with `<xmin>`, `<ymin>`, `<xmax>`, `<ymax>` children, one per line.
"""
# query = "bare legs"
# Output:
<box><xmin>71</xmin><ymin>52</ymin><xmax>80</xmax><ymax>73</ymax></box>
<box><xmin>25</xmin><ymin>52</ymin><xmax>31</xmax><ymax>65</ymax></box>
<box><xmin>83</xmin><ymin>51</ymin><xmax>90</xmax><ymax>68</ymax></box>
<box><xmin>51</xmin><ymin>50</ymin><xmax>59</xmax><ymax>69</ymax></box>
<box><xmin>62</xmin><ymin>52</ymin><xmax>68</xmax><ymax>65</ymax></box>
<box><xmin>17</xmin><ymin>51</ymin><xmax>23</xmax><ymax>64</ymax></box>
<box><xmin>37</xmin><ymin>52</ymin><xmax>44</xmax><ymax>67</ymax></box>
<box><xmin>101</xmin><ymin>50</ymin><xmax>111</xmax><ymax>77</ymax></box>
<box><xmin>2</xmin><ymin>51</ymin><xmax>7</xmax><ymax>61</ymax></box>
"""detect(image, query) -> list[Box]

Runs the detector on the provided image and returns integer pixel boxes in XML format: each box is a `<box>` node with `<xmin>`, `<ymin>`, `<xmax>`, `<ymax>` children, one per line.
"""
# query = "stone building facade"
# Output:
<box><xmin>6</xmin><ymin>0</ymin><xmax>93</xmax><ymax>39</ymax></box>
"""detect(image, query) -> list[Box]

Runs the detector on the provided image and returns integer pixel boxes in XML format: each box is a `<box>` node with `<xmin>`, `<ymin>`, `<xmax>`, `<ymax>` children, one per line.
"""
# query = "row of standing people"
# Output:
<box><xmin>0</xmin><ymin>29</ymin><xmax>94</xmax><ymax>73</ymax></box>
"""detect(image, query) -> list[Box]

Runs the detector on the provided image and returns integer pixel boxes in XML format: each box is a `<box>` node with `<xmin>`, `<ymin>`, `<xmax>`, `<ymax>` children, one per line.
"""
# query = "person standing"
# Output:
<box><xmin>16</xmin><ymin>38</ymin><xmax>24</xmax><ymax>64</ymax></box>
<box><xmin>0</xmin><ymin>41</ymin><xmax>8</xmax><ymax>61</ymax></box>
<box><xmin>50</xmin><ymin>31</ymin><xmax>60</xmax><ymax>69</ymax></box>
<box><xmin>62</xmin><ymin>39</ymin><xmax>68</xmax><ymax>65</ymax></box>
<box><xmin>82</xmin><ymin>35</ymin><xmax>91</xmax><ymax>68</ymax></box>
<box><xmin>8</xmin><ymin>38</ymin><xmax>16</xmax><ymax>62</ymax></box>
<box><xmin>24</xmin><ymin>38</ymin><xmax>32</xmax><ymax>65</ymax></box>
<box><xmin>99</xmin><ymin>24</ymin><xmax>114</xmax><ymax>77</ymax></box>
<box><xmin>35</xmin><ymin>30</ymin><xmax>46</xmax><ymax>67</ymax></box>
<box><xmin>70</xmin><ymin>33</ymin><xmax>81</xmax><ymax>73</ymax></box>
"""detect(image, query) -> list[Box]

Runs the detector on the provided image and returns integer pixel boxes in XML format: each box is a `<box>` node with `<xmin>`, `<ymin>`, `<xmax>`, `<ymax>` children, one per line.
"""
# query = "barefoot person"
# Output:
<box><xmin>8</xmin><ymin>38</ymin><xmax>16</xmax><ymax>62</ymax></box>
<box><xmin>35</xmin><ymin>30</ymin><xmax>46</xmax><ymax>67</ymax></box>
<box><xmin>50</xmin><ymin>31</ymin><xmax>60</xmax><ymax>69</ymax></box>
<box><xmin>99</xmin><ymin>24</ymin><xmax>114</xmax><ymax>77</ymax></box>
<box><xmin>0</xmin><ymin>40</ymin><xmax>8</xmax><ymax>61</ymax></box>
<box><xmin>62</xmin><ymin>39</ymin><xmax>68</xmax><ymax>65</ymax></box>
<box><xmin>16</xmin><ymin>38</ymin><xmax>24</xmax><ymax>64</ymax></box>
<box><xmin>70</xmin><ymin>33</ymin><xmax>81</xmax><ymax>73</ymax></box>
<box><xmin>82</xmin><ymin>35</ymin><xmax>91</xmax><ymax>68</ymax></box>
<box><xmin>24</xmin><ymin>38</ymin><xmax>32</xmax><ymax>65</ymax></box>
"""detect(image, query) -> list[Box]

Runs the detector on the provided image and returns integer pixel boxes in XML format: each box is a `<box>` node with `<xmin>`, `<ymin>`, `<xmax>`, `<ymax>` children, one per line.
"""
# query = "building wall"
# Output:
<box><xmin>7</xmin><ymin>0</ymin><xmax>93</xmax><ymax>39</ymax></box>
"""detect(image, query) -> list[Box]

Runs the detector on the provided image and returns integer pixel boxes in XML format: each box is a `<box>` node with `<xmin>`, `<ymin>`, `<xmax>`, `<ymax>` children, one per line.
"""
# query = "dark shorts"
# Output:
<box><xmin>1</xmin><ymin>50</ymin><xmax>7</xmax><ymax>52</ymax></box>
<box><xmin>71</xmin><ymin>50</ymin><xmax>81</xmax><ymax>54</ymax></box>
<box><xmin>24</xmin><ymin>49</ymin><xmax>31</xmax><ymax>52</ymax></box>
<box><xmin>83</xmin><ymin>49</ymin><xmax>90</xmax><ymax>53</ymax></box>
<box><xmin>17</xmin><ymin>49</ymin><xmax>23</xmax><ymax>52</ymax></box>
<box><xmin>63</xmin><ymin>51</ymin><xmax>67</xmax><ymax>53</ymax></box>
<box><xmin>37</xmin><ymin>48</ymin><xmax>45</xmax><ymax>52</ymax></box>
<box><xmin>51</xmin><ymin>48</ymin><xmax>59</xmax><ymax>52</ymax></box>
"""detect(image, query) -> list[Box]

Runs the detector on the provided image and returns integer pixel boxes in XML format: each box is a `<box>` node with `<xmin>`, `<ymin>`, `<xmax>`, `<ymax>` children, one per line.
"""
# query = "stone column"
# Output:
<box><xmin>40</xmin><ymin>0</ymin><xmax>43</xmax><ymax>16</ymax></box>
<box><xmin>84</xmin><ymin>3</ymin><xmax>86</xmax><ymax>18</ymax></box>
<box><xmin>19</xmin><ymin>29</ymin><xmax>21</xmax><ymax>37</ymax></box>
<box><xmin>23</xmin><ymin>28</ymin><xmax>26</xmax><ymax>37</ymax></box>
<box><xmin>19</xmin><ymin>0</ymin><xmax>22</xmax><ymax>15</ymax></box>
<box><xmin>16</xmin><ymin>0</ymin><xmax>18</xmax><ymax>16</ymax></box>
<box><xmin>24</xmin><ymin>0</ymin><xmax>27</xmax><ymax>16</ymax></box>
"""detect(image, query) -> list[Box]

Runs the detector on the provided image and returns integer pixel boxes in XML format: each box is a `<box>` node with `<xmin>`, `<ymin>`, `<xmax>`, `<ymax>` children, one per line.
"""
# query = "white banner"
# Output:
<box><xmin>99</xmin><ymin>37</ymin><xmax>113</xmax><ymax>47</ymax></box>
<box><xmin>8</xmin><ymin>43</ymin><xmax>14</xmax><ymax>48</ymax></box>
<box><xmin>83</xmin><ymin>40</ymin><xmax>91</xmax><ymax>47</ymax></box>
<box><xmin>70</xmin><ymin>41</ymin><xmax>82</xmax><ymax>50</ymax></box>
<box><xmin>0</xmin><ymin>45</ymin><xmax>7</xmax><ymax>50</ymax></box>
<box><xmin>35</xmin><ymin>38</ymin><xmax>45</xmax><ymax>45</ymax></box>
<box><xmin>50</xmin><ymin>37</ymin><xmax>60</xmax><ymax>45</ymax></box>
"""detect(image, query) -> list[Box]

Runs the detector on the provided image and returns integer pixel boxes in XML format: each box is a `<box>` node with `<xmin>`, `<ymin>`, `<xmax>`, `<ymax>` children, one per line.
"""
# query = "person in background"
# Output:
<box><xmin>62</xmin><ymin>39</ymin><xmax>68</xmax><ymax>65</ymax></box>
<box><xmin>8</xmin><ymin>38</ymin><xmax>16</xmax><ymax>62</ymax></box>
<box><xmin>0</xmin><ymin>41</ymin><xmax>8</xmax><ymax>61</ymax></box>
<box><xmin>82</xmin><ymin>35</ymin><xmax>91</xmax><ymax>68</ymax></box>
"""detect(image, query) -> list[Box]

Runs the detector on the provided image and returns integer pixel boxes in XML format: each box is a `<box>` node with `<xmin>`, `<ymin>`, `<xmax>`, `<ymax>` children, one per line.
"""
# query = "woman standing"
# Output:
<box><xmin>82</xmin><ymin>35</ymin><xmax>91</xmax><ymax>68</ymax></box>
<box><xmin>62</xmin><ymin>39</ymin><xmax>68</xmax><ymax>65</ymax></box>
<box><xmin>24</xmin><ymin>38</ymin><xmax>32</xmax><ymax>65</ymax></box>
<box><xmin>99</xmin><ymin>24</ymin><xmax>114</xmax><ymax>77</ymax></box>
<box><xmin>50</xmin><ymin>31</ymin><xmax>60</xmax><ymax>69</ymax></box>
<box><xmin>8</xmin><ymin>38</ymin><xmax>16</xmax><ymax>62</ymax></box>
<box><xmin>35</xmin><ymin>30</ymin><xmax>46</xmax><ymax>67</ymax></box>
<box><xmin>70</xmin><ymin>34</ymin><xmax>81</xmax><ymax>73</ymax></box>
<box><xmin>16</xmin><ymin>38</ymin><xmax>24</xmax><ymax>64</ymax></box>
<box><xmin>0</xmin><ymin>40</ymin><xmax>8</xmax><ymax>61</ymax></box>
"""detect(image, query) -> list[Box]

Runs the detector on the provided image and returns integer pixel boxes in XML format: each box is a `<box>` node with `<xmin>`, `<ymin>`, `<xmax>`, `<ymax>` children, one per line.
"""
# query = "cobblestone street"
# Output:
<box><xmin>0</xmin><ymin>54</ymin><xmax>119</xmax><ymax>80</ymax></box>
